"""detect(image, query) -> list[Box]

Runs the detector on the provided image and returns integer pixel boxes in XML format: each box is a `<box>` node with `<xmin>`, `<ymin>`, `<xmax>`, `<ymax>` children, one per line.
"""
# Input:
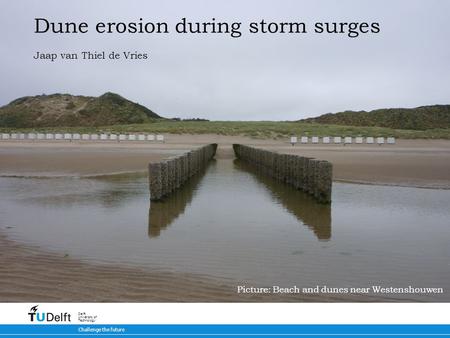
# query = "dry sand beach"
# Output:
<box><xmin>1</xmin><ymin>135</ymin><xmax>449</xmax><ymax>188</ymax></box>
<box><xmin>0</xmin><ymin>135</ymin><xmax>449</xmax><ymax>302</ymax></box>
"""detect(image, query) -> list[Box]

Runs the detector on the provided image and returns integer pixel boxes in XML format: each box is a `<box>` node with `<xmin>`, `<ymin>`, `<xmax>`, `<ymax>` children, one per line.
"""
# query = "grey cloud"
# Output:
<box><xmin>0</xmin><ymin>0</ymin><xmax>449</xmax><ymax>120</ymax></box>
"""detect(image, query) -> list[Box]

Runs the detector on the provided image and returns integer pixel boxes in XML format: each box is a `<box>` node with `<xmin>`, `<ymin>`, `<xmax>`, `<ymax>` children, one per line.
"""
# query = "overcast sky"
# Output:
<box><xmin>1</xmin><ymin>0</ymin><xmax>449</xmax><ymax>120</ymax></box>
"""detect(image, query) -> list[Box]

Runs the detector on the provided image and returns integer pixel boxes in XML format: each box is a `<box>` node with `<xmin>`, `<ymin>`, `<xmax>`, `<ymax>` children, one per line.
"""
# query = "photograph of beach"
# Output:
<box><xmin>0</xmin><ymin>0</ymin><xmax>449</xmax><ymax>303</ymax></box>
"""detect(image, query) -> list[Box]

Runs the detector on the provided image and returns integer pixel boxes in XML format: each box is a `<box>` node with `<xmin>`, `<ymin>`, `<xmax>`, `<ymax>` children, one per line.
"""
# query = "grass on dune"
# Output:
<box><xmin>1</xmin><ymin>120</ymin><xmax>449</xmax><ymax>139</ymax></box>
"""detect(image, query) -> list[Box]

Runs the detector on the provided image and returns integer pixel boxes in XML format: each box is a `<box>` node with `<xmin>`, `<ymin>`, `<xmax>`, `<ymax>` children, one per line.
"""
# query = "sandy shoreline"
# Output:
<box><xmin>1</xmin><ymin>135</ymin><xmax>449</xmax><ymax>302</ymax></box>
<box><xmin>1</xmin><ymin>135</ymin><xmax>449</xmax><ymax>188</ymax></box>
<box><xmin>0</xmin><ymin>234</ymin><xmax>403</xmax><ymax>302</ymax></box>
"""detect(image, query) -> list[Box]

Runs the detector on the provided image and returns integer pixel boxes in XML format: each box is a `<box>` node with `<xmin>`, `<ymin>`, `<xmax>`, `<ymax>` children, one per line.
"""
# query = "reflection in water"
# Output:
<box><xmin>18</xmin><ymin>172</ymin><xmax>148</xmax><ymax>209</ymax></box>
<box><xmin>87</xmin><ymin>172</ymin><xmax>148</xmax><ymax>209</ymax></box>
<box><xmin>1</xmin><ymin>159</ymin><xmax>450</xmax><ymax>301</ymax></box>
<box><xmin>148</xmin><ymin>163</ymin><xmax>209</xmax><ymax>238</ymax></box>
<box><xmin>234</xmin><ymin>159</ymin><xmax>332</xmax><ymax>241</ymax></box>
<box><xmin>147</xmin><ymin>157</ymin><xmax>331</xmax><ymax>241</ymax></box>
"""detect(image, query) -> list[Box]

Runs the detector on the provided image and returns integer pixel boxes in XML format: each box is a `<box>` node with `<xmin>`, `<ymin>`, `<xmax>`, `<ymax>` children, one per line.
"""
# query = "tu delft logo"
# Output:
<box><xmin>28</xmin><ymin>305</ymin><xmax>71</xmax><ymax>323</ymax></box>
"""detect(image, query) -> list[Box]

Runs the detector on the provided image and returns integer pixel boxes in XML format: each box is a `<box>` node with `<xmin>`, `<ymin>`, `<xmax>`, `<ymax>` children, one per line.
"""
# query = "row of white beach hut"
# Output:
<box><xmin>290</xmin><ymin>136</ymin><xmax>395</xmax><ymax>145</ymax></box>
<box><xmin>0</xmin><ymin>133</ymin><xmax>165</xmax><ymax>142</ymax></box>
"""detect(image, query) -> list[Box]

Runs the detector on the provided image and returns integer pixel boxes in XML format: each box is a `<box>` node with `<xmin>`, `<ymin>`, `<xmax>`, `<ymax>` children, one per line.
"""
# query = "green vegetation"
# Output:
<box><xmin>1</xmin><ymin>120</ymin><xmax>449</xmax><ymax>139</ymax></box>
<box><xmin>0</xmin><ymin>92</ymin><xmax>161</xmax><ymax>128</ymax></box>
<box><xmin>301</xmin><ymin>105</ymin><xmax>450</xmax><ymax>130</ymax></box>
<box><xmin>1</xmin><ymin>93</ymin><xmax>449</xmax><ymax>139</ymax></box>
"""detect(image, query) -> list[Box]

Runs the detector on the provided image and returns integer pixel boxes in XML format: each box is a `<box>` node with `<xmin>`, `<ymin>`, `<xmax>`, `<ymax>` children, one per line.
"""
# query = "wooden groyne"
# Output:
<box><xmin>233</xmin><ymin>144</ymin><xmax>332</xmax><ymax>204</ymax></box>
<box><xmin>148</xmin><ymin>144</ymin><xmax>217</xmax><ymax>201</ymax></box>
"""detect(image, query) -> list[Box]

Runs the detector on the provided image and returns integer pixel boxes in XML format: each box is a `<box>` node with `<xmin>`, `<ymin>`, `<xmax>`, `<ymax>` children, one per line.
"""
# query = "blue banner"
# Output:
<box><xmin>0</xmin><ymin>324</ymin><xmax>449</xmax><ymax>337</ymax></box>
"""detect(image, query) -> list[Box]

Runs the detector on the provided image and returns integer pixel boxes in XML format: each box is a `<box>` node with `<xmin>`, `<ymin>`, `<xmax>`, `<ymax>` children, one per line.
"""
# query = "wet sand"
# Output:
<box><xmin>273</xmin><ymin>147</ymin><xmax>450</xmax><ymax>189</ymax></box>
<box><xmin>0</xmin><ymin>135</ymin><xmax>449</xmax><ymax>302</ymax></box>
<box><xmin>0</xmin><ymin>233</ymin><xmax>239</xmax><ymax>302</ymax></box>
<box><xmin>1</xmin><ymin>234</ymin><xmax>389</xmax><ymax>302</ymax></box>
